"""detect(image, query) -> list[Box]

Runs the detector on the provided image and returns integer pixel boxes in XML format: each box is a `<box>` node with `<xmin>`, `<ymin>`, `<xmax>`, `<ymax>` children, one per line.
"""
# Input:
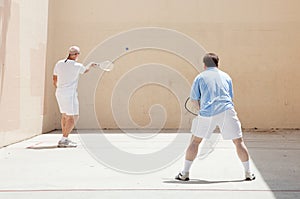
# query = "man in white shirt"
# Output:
<box><xmin>53</xmin><ymin>46</ymin><xmax>95</xmax><ymax>147</ymax></box>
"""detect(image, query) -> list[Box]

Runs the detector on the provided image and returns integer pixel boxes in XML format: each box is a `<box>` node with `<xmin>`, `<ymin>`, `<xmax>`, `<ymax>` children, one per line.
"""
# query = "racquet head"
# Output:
<box><xmin>97</xmin><ymin>60</ymin><xmax>114</xmax><ymax>71</ymax></box>
<box><xmin>184</xmin><ymin>97</ymin><xmax>198</xmax><ymax>116</ymax></box>
<box><xmin>197</xmin><ymin>131</ymin><xmax>221</xmax><ymax>159</ymax></box>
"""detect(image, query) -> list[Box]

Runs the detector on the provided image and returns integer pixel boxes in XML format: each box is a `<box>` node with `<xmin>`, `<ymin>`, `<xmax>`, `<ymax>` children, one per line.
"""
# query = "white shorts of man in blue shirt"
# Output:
<box><xmin>175</xmin><ymin>53</ymin><xmax>255</xmax><ymax>181</ymax></box>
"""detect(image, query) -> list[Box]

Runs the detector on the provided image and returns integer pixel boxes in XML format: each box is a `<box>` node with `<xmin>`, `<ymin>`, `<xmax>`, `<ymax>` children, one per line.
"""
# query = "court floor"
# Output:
<box><xmin>0</xmin><ymin>130</ymin><xmax>299</xmax><ymax>199</ymax></box>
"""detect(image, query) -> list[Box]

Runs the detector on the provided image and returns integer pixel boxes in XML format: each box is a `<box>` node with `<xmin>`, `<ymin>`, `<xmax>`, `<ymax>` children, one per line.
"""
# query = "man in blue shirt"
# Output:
<box><xmin>176</xmin><ymin>53</ymin><xmax>255</xmax><ymax>181</ymax></box>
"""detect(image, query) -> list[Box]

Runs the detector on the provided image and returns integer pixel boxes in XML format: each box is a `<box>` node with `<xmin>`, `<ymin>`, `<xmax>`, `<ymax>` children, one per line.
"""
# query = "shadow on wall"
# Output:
<box><xmin>0</xmin><ymin>0</ymin><xmax>11</xmax><ymax>102</ymax></box>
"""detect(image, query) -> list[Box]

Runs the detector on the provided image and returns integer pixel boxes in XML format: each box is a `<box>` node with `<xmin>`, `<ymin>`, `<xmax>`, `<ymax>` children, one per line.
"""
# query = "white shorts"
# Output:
<box><xmin>191</xmin><ymin>108</ymin><xmax>242</xmax><ymax>140</ymax></box>
<box><xmin>55</xmin><ymin>91</ymin><xmax>79</xmax><ymax>116</ymax></box>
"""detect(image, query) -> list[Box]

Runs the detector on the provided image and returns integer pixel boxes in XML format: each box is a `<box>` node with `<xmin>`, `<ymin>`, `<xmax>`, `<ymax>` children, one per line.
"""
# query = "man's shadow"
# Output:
<box><xmin>163</xmin><ymin>178</ymin><xmax>245</xmax><ymax>184</ymax></box>
<box><xmin>26</xmin><ymin>145</ymin><xmax>58</xmax><ymax>150</ymax></box>
<box><xmin>26</xmin><ymin>141</ymin><xmax>60</xmax><ymax>150</ymax></box>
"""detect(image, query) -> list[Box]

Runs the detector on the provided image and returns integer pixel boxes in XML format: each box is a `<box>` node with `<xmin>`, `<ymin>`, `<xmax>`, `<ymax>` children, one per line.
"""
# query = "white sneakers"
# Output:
<box><xmin>57</xmin><ymin>139</ymin><xmax>77</xmax><ymax>148</ymax></box>
<box><xmin>245</xmin><ymin>172</ymin><xmax>256</xmax><ymax>181</ymax></box>
<box><xmin>175</xmin><ymin>172</ymin><xmax>190</xmax><ymax>181</ymax></box>
<box><xmin>175</xmin><ymin>172</ymin><xmax>256</xmax><ymax>181</ymax></box>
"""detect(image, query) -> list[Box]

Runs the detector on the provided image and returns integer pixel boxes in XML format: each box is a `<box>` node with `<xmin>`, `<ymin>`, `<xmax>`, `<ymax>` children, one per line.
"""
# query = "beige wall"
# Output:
<box><xmin>1</xmin><ymin>0</ymin><xmax>299</xmax><ymax>147</ymax></box>
<box><xmin>44</xmin><ymin>0</ymin><xmax>300</xmax><ymax>130</ymax></box>
<box><xmin>0</xmin><ymin>0</ymin><xmax>49</xmax><ymax>147</ymax></box>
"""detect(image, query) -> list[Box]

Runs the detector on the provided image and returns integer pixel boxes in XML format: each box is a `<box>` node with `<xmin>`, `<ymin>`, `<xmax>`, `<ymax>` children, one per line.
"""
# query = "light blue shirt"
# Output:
<box><xmin>190</xmin><ymin>67</ymin><xmax>234</xmax><ymax>117</ymax></box>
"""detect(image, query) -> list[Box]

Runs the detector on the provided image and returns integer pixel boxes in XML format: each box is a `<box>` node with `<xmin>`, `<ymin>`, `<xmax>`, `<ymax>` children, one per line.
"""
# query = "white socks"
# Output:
<box><xmin>60</xmin><ymin>137</ymin><xmax>68</xmax><ymax>142</ymax></box>
<box><xmin>182</xmin><ymin>160</ymin><xmax>251</xmax><ymax>175</ymax></box>
<box><xmin>182</xmin><ymin>160</ymin><xmax>193</xmax><ymax>175</ymax></box>
<box><xmin>242</xmin><ymin>161</ymin><xmax>251</xmax><ymax>173</ymax></box>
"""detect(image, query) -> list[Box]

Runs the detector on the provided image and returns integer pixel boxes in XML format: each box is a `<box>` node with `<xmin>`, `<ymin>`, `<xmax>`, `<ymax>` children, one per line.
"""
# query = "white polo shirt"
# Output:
<box><xmin>53</xmin><ymin>59</ymin><xmax>86</xmax><ymax>95</ymax></box>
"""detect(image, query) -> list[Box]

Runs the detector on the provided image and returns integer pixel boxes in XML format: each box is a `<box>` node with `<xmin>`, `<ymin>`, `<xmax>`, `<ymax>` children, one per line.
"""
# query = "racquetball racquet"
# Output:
<box><xmin>184</xmin><ymin>97</ymin><xmax>199</xmax><ymax>116</ymax></box>
<box><xmin>86</xmin><ymin>60</ymin><xmax>114</xmax><ymax>72</ymax></box>
<box><xmin>95</xmin><ymin>60</ymin><xmax>114</xmax><ymax>72</ymax></box>
<box><xmin>185</xmin><ymin>96</ymin><xmax>221</xmax><ymax>159</ymax></box>
<box><xmin>197</xmin><ymin>131</ymin><xmax>221</xmax><ymax>159</ymax></box>
<box><xmin>89</xmin><ymin>46</ymin><xmax>133</xmax><ymax>72</ymax></box>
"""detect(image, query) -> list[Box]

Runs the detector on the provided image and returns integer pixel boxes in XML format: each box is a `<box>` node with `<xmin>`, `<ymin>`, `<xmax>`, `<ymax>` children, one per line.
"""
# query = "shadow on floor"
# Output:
<box><xmin>244</xmin><ymin>130</ymin><xmax>300</xmax><ymax>198</ymax></box>
<box><xmin>163</xmin><ymin>178</ymin><xmax>245</xmax><ymax>184</ymax></box>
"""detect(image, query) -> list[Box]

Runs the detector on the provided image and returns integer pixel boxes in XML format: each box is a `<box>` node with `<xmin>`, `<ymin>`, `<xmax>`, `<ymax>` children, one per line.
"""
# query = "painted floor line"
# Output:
<box><xmin>0</xmin><ymin>188</ymin><xmax>299</xmax><ymax>193</ymax></box>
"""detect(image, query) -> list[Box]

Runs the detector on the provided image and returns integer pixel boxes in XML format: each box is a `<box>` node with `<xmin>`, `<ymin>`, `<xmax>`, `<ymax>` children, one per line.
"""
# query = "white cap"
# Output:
<box><xmin>68</xmin><ymin>46</ymin><xmax>80</xmax><ymax>55</ymax></box>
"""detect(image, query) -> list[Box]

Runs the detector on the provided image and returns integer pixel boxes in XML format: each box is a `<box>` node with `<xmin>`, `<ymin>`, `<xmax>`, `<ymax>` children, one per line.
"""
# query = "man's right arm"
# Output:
<box><xmin>190</xmin><ymin>76</ymin><xmax>201</xmax><ymax>111</ymax></box>
<box><xmin>191</xmin><ymin>99</ymin><xmax>200</xmax><ymax>111</ymax></box>
<box><xmin>83</xmin><ymin>62</ymin><xmax>97</xmax><ymax>74</ymax></box>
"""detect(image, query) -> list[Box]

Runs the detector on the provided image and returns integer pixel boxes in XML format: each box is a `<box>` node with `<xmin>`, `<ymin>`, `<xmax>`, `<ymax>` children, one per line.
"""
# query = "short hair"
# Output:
<box><xmin>203</xmin><ymin>53</ymin><xmax>219</xmax><ymax>67</ymax></box>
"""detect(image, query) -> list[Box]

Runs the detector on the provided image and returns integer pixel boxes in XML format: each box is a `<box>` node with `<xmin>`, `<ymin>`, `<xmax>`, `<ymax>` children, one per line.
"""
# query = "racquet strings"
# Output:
<box><xmin>197</xmin><ymin>128</ymin><xmax>221</xmax><ymax>159</ymax></box>
<box><xmin>97</xmin><ymin>60</ymin><xmax>114</xmax><ymax>71</ymax></box>
<box><xmin>185</xmin><ymin>97</ymin><xmax>198</xmax><ymax>116</ymax></box>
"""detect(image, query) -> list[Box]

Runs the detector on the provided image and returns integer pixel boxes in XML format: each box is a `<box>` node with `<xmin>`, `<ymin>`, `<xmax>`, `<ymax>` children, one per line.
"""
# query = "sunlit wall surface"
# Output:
<box><xmin>1</xmin><ymin>0</ymin><xmax>300</xmax><ymax>147</ymax></box>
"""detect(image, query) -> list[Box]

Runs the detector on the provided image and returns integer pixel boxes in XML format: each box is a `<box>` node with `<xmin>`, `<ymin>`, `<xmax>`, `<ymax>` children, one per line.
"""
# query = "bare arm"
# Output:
<box><xmin>84</xmin><ymin>69</ymin><xmax>90</xmax><ymax>74</ymax></box>
<box><xmin>53</xmin><ymin>75</ymin><xmax>57</xmax><ymax>88</ymax></box>
<box><xmin>84</xmin><ymin>62</ymin><xmax>97</xmax><ymax>73</ymax></box>
<box><xmin>191</xmin><ymin>99</ymin><xmax>200</xmax><ymax>111</ymax></box>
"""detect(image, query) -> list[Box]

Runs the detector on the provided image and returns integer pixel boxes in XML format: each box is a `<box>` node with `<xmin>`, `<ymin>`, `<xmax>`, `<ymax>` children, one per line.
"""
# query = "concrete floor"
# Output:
<box><xmin>0</xmin><ymin>130</ymin><xmax>299</xmax><ymax>199</ymax></box>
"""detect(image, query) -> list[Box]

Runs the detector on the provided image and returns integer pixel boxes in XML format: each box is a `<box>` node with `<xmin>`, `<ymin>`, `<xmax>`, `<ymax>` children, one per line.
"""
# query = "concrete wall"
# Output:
<box><xmin>44</xmin><ymin>0</ymin><xmax>300</xmax><ymax>130</ymax></box>
<box><xmin>0</xmin><ymin>0</ymin><xmax>49</xmax><ymax>147</ymax></box>
<box><xmin>1</xmin><ymin>0</ymin><xmax>299</xmax><ymax>147</ymax></box>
